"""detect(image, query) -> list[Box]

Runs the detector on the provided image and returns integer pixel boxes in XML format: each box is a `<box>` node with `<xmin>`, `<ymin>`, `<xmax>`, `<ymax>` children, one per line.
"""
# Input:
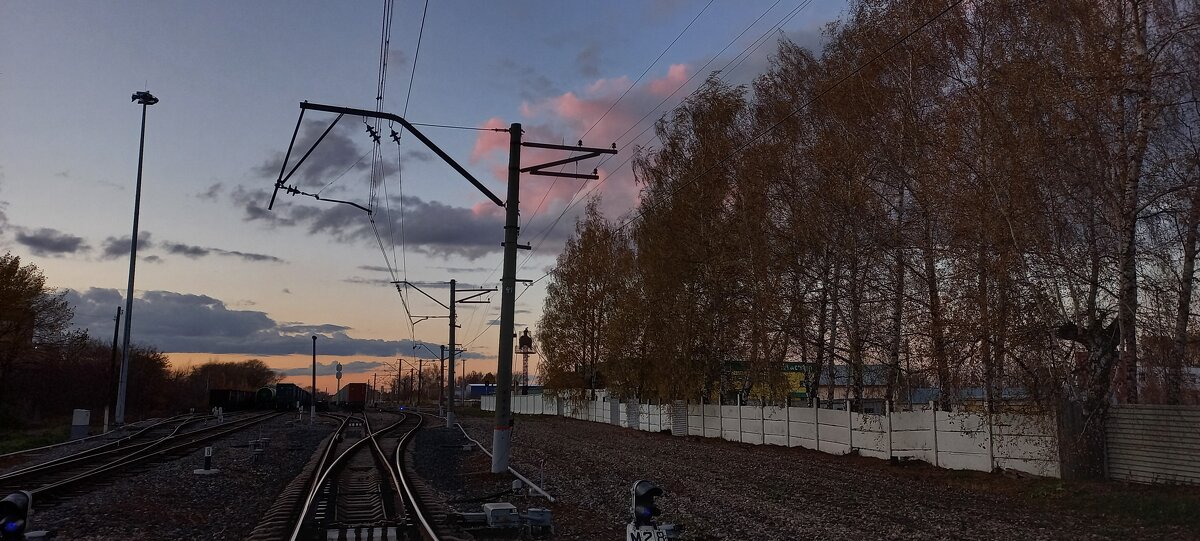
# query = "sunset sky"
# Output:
<box><xmin>0</xmin><ymin>1</ymin><xmax>847</xmax><ymax>392</ymax></box>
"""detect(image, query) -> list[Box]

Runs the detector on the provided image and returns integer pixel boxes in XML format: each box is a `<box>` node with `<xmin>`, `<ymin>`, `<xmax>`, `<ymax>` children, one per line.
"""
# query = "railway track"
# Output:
<box><xmin>260</xmin><ymin>411</ymin><xmax>442</xmax><ymax>541</ymax></box>
<box><xmin>0</xmin><ymin>411</ymin><xmax>279</xmax><ymax>505</ymax></box>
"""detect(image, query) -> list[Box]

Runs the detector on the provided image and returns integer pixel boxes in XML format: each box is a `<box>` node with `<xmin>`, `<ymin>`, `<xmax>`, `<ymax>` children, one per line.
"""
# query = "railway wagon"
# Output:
<box><xmin>256</xmin><ymin>382</ymin><xmax>312</xmax><ymax>411</ymax></box>
<box><xmin>208</xmin><ymin>388</ymin><xmax>255</xmax><ymax>411</ymax></box>
<box><xmin>334</xmin><ymin>382</ymin><xmax>367</xmax><ymax>412</ymax></box>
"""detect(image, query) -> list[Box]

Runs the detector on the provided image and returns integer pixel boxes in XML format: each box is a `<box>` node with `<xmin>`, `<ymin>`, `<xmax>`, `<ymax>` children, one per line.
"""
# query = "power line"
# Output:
<box><xmin>578</xmin><ymin>0</ymin><xmax>715</xmax><ymax>142</ymax></box>
<box><xmin>393</xmin><ymin>0</ymin><xmax>431</xmax><ymax>322</ymax></box>
<box><xmin>509</xmin><ymin>0</ymin><xmax>970</xmax><ymax>315</ymax></box>
<box><xmin>461</xmin><ymin>0</ymin><xmax>804</xmax><ymax>345</ymax></box>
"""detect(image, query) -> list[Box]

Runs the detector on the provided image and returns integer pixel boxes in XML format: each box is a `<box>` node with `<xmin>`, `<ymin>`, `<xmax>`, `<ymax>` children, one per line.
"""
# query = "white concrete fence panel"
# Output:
<box><xmin>481</xmin><ymin>394</ymin><xmax>1061</xmax><ymax>478</ymax></box>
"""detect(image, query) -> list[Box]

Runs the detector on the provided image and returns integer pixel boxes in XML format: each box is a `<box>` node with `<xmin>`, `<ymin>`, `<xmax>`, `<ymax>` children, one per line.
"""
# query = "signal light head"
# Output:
<box><xmin>0</xmin><ymin>491</ymin><xmax>31</xmax><ymax>540</ymax></box>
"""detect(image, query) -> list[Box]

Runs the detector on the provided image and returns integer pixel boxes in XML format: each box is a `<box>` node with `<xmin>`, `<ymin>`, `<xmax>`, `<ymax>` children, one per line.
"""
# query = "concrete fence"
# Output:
<box><xmin>482</xmin><ymin>392</ymin><xmax>1060</xmax><ymax>478</ymax></box>
<box><xmin>1106</xmin><ymin>404</ymin><xmax>1200</xmax><ymax>485</ymax></box>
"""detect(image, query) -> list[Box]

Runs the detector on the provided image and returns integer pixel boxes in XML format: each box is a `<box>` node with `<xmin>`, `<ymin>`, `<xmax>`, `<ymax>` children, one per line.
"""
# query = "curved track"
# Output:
<box><xmin>284</xmin><ymin>412</ymin><xmax>438</xmax><ymax>541</ymax></box>
<box><xmin>0</xmin><ymin>411</ymin><xmax>279</xmax><ymax>504</ymax></box>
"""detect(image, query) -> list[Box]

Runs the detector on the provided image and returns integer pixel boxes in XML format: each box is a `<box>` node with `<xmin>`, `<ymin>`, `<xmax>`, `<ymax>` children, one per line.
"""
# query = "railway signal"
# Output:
<box><xmin>627</xmin><ymin>481</ymin><xmax>681</xmax><ymax>540</ymax></box>
<box><xmin>0</xmin><ymin>490</ymin><xmax>30</xmax><ymax>540</ymax></box>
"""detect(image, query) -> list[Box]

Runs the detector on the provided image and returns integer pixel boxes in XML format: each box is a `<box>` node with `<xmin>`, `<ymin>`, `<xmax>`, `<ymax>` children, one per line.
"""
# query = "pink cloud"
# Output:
<box><xmin>470</xmin><ymin>117</ymin><xmax>509</xmax><ymax>163</ymax></box>
<box><xmin>468</xmin><ymin>62</ymin><xmax>694</xmax><ymax>235</ymax></box>
<box><xmin>648</xmin><ymin>64</ymin><xmax>689</xmax><ymax>97</ymax></box>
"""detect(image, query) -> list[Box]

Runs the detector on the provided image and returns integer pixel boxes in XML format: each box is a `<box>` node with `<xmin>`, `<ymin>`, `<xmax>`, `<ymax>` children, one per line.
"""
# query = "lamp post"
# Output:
<box><xmin>311</xmin><ymin>335</ymin><xmax>317</xmax><ymax>425</ymax></box>
<box><xmin>115</xmin><ymin>90</ymin><xmax>158</xmax><ymax>427</ymax></box>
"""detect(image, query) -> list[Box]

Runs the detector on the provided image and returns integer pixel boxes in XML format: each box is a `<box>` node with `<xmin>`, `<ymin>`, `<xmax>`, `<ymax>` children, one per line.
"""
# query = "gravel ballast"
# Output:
<box><xmin>456</xmin><ymin>412</ymin><xmax>1196</xmax><ymax>541</ymax></box>
<box><xmin>28</xmin><ymin>415</ymin><xmax>334</xmax><ymax>540</ymax></box>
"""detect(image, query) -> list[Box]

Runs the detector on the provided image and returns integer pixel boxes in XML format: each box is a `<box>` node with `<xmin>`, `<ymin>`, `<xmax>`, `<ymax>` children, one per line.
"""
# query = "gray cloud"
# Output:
<box><xmin>497</xmin><ymin>59</ymin><xmax>560</xmax><ymax>101</ymax></box>
<box><xmin>66</xmin><ymin>287</ymin><xmax>484</xmax><ymax>358</ymax></box>
<box><xmin>403</xmin><ymin>149</ymin><xmax>433</xmax><ymax>163</ymax></box>
<box><xmin>198</xmin><ymin>182</ymin><xmax>224</xmax><ymax>200</ymax></box>
<box><xmin>16</xmin><ymin>228</ymin><xmax>90</xmax><ymax>256</ymax></box>
<box><xmin>576</xmin><ymin>43</ymin><xmax>602</xmax><ymax>78</ymax></box>
<box><xmin>254</xmin><ymin>120</ymin><xmax>394</xmax><ymax>192</ymax></box>
<box><xmin>240</xmin><ymin>188</ymin><xmax>523</xmax><ymax>260</ymax></box>
<box><xmin>358</xmin><ymin>265</ymin><xmax>392</xmax><ymax>273</ymax></box>
<box><xmin>277</xmin><ymin>360</ymin><xmax>388</xmax><ymax>377</ymax></box>
<box><xmin>343</xmin><ymin>276</ymin><xmax>387</xmax><ymax>286</ymax></box>
<box><xmin>100</xmin><ymin>232</ymin><xmax>154</xmax><ymax>260</ymax></box>
<box><xmin>161</xmin><ymin>242</ymin><xmax>284</xmax><ymax>263</ymax></box>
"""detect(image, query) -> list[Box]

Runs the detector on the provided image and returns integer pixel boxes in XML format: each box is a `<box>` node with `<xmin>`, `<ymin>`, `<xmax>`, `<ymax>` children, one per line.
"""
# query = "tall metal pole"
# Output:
<box><xmin>492</xmin><ymin>122</ymin><xmax>521</xmax><ymax>473</ymax></box>
<box><xmin>446</xmin><ymin>279</ymin><xmax>457</xmax><ymax>427</ymax></box>
<box><xmin>115</xmin><ymin>91</ymin><xmax>156</xmax><ymax>426</ymax></box>
<box><xmin>108</xmin><ymin>307</ymin><xmax>121</xmax><ymax>411</ymax></box>
<box><xmin>439</xmin><ymin>345</ymin><xmax>446</xmax><ymax>417</ymax></box>
<box><xmin>311</xmin><ymin>336</ymin><xmax>317</xmax><ymax>425</ymax></box>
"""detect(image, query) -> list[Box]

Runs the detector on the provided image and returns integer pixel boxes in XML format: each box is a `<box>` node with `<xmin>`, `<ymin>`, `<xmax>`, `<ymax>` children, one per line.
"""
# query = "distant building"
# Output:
<box><xmin>467</xmin><ymin>383</ymin><xmax>544</xmax><ymax>399</ymax></box>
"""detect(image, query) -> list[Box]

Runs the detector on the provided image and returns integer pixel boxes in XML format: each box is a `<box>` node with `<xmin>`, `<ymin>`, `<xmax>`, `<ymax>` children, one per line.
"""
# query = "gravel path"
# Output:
<box><xmin>29</xmin><ymin>415</ymin><xmax>334</xmax><ymax>540</ymax></box>
<box><xmin>457</xmin><ymin>412</ymin><xmax>1195</xmax><ymax>541</ymax></box>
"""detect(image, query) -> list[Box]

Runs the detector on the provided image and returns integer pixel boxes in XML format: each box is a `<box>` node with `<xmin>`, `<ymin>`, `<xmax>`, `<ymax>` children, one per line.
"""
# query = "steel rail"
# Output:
<box><xmin>287</xmin><ymin>413</ymin><xmax>408</xmax><ymax>541</ymax></box>
<box><xmin>0</xmin><ymin>414</ymin><xmax>207</xmax><ymax>482</ymax></box>
<box><xmin>29</xmin><ymin>412</ymin><xmax>280</xmax><ymax>498</ymax></box>
<box><xmin>0</xmin><ymin>415</ymin><xmax>184</xmax><ymax>460</ymax></box>
<box><xmin>393</xmin><ymin>413</ymin><xmax>439</xmax><ymax>539</ymax></box>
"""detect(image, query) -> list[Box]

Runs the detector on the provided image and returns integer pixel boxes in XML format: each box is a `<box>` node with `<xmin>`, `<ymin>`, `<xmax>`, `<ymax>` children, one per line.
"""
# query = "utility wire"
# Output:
<box><xmin>578</xmin><ymin>0</ymin><xmax>715</xmax><ymax>142</ymax></box>
<box><xmin>466</xmin><ymin>0</ymin><xmax>966</xmax><ymax>346</ymax></box>
<box><xmin>463</xmin><ymin>0</ymin><xmax>797</xmax><ymax>345</ymax></box>
<box><xmin>392</xmin><ymin>0</ymin><xmax>430</xmax><ymax>322</ymax></box>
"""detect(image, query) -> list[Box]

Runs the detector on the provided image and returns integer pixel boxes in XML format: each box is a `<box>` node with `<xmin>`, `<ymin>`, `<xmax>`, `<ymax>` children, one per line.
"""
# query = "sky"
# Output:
<box><xmin>0</xmin><ymin>0</ymin><xmax>848</xmax><ymax>393</ymax></box>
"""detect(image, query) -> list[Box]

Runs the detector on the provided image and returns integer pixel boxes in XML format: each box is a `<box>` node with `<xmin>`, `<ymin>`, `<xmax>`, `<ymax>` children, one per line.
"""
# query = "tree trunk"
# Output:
<box><xmin>1170</xmin><ymin>186</ymin><xmax>1200</xmax><ymax>405</ymax></box>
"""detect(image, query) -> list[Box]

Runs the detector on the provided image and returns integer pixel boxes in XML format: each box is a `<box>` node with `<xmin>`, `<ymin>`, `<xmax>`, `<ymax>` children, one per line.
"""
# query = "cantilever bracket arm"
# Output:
<box><xmin>392</xmin><ymin>280</ymin><xmax>450</xmax><ymax>310</ymax></box>
<box><xmin>455</xmin><ymin>288</ymin><xmax>496</xmax><ymax>304</ymax></box>
<box><xmin>298</xmin><ymin>101</ymin><xmax>504</xmax><ymax>207</ymax></box>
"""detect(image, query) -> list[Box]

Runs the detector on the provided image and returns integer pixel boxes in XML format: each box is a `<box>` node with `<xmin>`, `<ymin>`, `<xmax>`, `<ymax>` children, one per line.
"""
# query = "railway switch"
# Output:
<box><xmin>0</xmin><ymin>491</ymin><xmax>30</xmax><ymax>540</ymax></box>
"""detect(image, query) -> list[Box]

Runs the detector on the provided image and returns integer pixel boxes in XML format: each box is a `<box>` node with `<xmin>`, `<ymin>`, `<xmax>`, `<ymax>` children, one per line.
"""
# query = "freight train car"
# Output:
<box><xmin>334</xmin><ymin>382</ymin><xmax>367</xmax><ymax>412</ymax></box>
<box><xmin>208</xmin><ymin>389</ymin><xmax>256</xmax><ymax>411</ymax></box>
<box><xmin>255</xmin><ymin>382</ymin><xmax>312</xmax><ymax>411</ymax></box>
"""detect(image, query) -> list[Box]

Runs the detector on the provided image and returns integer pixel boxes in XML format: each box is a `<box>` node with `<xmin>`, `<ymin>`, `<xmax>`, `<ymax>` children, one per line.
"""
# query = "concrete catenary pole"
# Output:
<box><xmin>311</xmin><ymin>336</ymin><xmax>317</xmax><ymax>425</ymax></box>
<box><xmin>115</xmin><ymin>90</ymin><xmax>157</xmax><ymax>426</ymax></box>
<box><xmin>492</xmin><ymin>122</ymin><xmax>521</xmax><ymax>473</ymax></box>
<box><xmin>446</xmin><ymin>279</ymin><xmax>457</xmax><ymax>427</ymax></box>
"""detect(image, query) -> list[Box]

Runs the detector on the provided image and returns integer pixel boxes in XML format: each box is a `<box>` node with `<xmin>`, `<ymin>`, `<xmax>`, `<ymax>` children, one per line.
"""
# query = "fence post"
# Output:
<box><xmin>886</xmin><ymin>401</ymin><xmax>893</xmax><ymax>460</ymax></box>
<box><xmin>701</xmin><ymin>394</ymin><xmax>706</xmax><ymax>438</ymax></box>
<box><xmin>987</xmin><ymin>407</ymin><xmax>994</xmax><ymax>472</ymax></box>
<box><xmin>785</xmin><ymin>401</ymin><xmax>791</xmax><ymax>447</ymax></box>
<box><xmin>814</xmin><ymin>397</ymin><xmax>821</xmax><ymax>452</ymax></box>
<box><xmin>930</xmin><ymin>400</ymin><xmax>939</xmax><ymax>467</ymax></box>
<box><xmin>847</xmin><ymin>399</ymin><xmax>853</xmax><ymax>454</ymax></box>
<box><xmin>737</xmin><ymin>394</ymin><xmax>743</xmax><ymax>442</ymax></box>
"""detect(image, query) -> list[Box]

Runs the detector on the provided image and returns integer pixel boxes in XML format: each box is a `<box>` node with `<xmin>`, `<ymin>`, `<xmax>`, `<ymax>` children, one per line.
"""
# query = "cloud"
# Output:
<box><xmin>278</xmin><ymin>323</ymin><xmax>352</xmax><ymax>334</ymax></box>
<box><xmin>403</xmin><ymin>149</ymin><xmax>433</xmax><ymax>163</ymax></box>
<box><xmin>65</xmin><ymin>287</ymin><xmax>485</xmax><ymax>358</ymax></box>
<box><xmin>648</xmin><ymin>64</ymin><xmax>690</xmax><ymax>97</ymax></box>
<box><xmin>343</xmin><ymin>276</ymin><xmax>387</xmax><ymax>286</ymax></box>
<box><xmin>160</xmin><ymin>241</ymin><xmax>284</xmax><ymax>263</ymax></box>
<box><xmin>100</xmin><ymin>232</ymin><xmax>154</xmax><ymax>260</ymax></box>
<box><xmin>254</xmin><ymin>120</ymin><xmax>393</xmax><ymax>192</ymax></box>
<box><xmin>496</xmin><ymin>60</ymin><xmax>560</xmax><ymax>102</ymax></box>
<box><xmin>198</xmin><ymin>182</ymin><xmax>224</xmax><ymax>200</ymax></box>
<box><xmin>277</xmin><ymin>360</ymin><xmax>387</xmax><ymax>377</ymax></box>
<box><xmin>240</xmin><ymin>188</ymin><xmax>515</xmax><ymax>260</ymax></box>
<box><xmin>358</xmin><ymin>265</ymin><xmax>392</xmax><ymax>273</ymax></box>
<box><xmin>15</xmin><ymin>228</ymin><xmax>90</xmax><ymax>256</ymax></box>
<box><xmin>576</xmin><ymin>44</ymin><xmax>602</xmax><ymax>78</ymax></box>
